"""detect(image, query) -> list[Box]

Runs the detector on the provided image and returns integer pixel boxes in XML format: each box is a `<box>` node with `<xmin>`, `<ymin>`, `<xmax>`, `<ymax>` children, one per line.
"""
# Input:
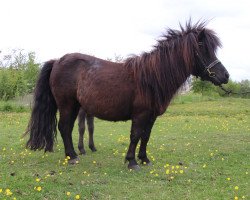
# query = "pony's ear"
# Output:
<box><xmin>198</xmin><ymin>29</ymin><xmax>205</xmax><ymax>42</ymax></box>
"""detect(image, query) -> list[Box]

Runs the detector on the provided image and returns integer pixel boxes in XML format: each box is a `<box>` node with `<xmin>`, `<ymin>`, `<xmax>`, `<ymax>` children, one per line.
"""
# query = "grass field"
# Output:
<box><xmin>0</xmin><ymin>95</ymin><xmax>249</xmax><ymax>199</ymax></box>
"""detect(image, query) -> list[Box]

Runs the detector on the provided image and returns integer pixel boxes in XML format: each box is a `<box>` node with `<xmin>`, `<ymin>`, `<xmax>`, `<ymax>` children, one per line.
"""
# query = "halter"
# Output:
<box><xmin>196</xmin><ymin>52</ymin><xmax>220</xmax><ymax>78</ymax></box>
<box><xmin>204</xmin><ymin>59</ymin><xmax>220</xmax><ymax>77</ymax></box>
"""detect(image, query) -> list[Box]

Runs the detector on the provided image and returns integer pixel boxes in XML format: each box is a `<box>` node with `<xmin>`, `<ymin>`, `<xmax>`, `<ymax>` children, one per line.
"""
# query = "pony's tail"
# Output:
<box><xmin>25</xmin><ymin>60</ymin><xmax>58</xmax><ymax>152</ymax></box>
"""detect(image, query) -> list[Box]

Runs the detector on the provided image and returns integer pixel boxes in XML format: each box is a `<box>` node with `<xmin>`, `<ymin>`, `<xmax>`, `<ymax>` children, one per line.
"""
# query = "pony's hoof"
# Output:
<box><xmin>79</xmin><ymin>150</ymin><xmax>86</xmax><ymax>155</ymax></box>
<box><xmin>68</xmin><ymin>157</ymin><xmax>80</xmax><ymax>165</ymax></box>
<box><xmin>128</xmin><ymin>164</ymin><xmax>140</xmax><ymax>171</ymax></box>
<box><xmin>89</xmin><ymin>146</ymin><xmax>97</xmax><ymax>152</ymax></box>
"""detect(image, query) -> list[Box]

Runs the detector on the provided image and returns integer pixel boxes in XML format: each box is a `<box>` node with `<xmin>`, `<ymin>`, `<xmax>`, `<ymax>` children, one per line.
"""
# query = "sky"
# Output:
<box><xmin>0</xmin><ymin>0</ymin><xmax>249</xmax><ymax>81</ymax></box>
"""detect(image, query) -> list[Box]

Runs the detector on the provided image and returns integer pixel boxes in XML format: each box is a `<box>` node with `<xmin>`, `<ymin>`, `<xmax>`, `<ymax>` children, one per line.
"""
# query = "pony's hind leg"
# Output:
<box><xmin>58</xmin><ymin>101</ymin><xmax>80</xmax><ymax>164</ymax></box>
<box><xmin>78</xmin><ymin>108</ymin><xmax>86</xmax><ymax>155</ymax></box>
<box><xmin>86</xmin><ymin>115</ymin><xmax>96</xmax><ymax>152</ymax></box>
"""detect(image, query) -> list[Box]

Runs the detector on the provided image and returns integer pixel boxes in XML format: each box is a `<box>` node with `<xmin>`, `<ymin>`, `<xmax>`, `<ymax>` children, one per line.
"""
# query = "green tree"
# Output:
<box><xmin>191</xmin><ymin>77</ymin><xmax>216</xmax><ymax>95</ymax></box>
<box><xmin>0</xmin><ymin>49</ymin><xmax>40</xmax><ymax>100</ymax></box>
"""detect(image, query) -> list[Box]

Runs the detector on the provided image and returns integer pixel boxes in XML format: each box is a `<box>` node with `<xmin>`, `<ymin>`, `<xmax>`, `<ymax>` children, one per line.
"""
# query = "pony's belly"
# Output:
<box><xmin>79</xmin><ymin>97</ymin><xmax>132</xmax><ymax>122</ymax></box>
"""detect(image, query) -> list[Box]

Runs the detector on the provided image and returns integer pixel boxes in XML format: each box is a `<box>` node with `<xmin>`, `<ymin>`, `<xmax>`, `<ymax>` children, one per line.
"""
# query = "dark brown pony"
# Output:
<box><xmin>77</xmin><ymin>108</ymin><xmax>96</xmax><ymax>155</ymax></box>
<box><xmin>25</xmin><ymin>21</ymin><xmax>229</xmax><ymax>170</ymax></box>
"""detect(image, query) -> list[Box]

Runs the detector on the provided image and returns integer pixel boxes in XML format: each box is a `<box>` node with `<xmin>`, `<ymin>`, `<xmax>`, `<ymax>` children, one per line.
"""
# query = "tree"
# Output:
<box><xmin>0</xmin><ymin>49</ymin><xmax>40</xmax><ymax>100</ymax></box>
<box><xmin>191</xmin><ymin>77</ymin><xmax>216</xmax><ymax>95</ymax></box>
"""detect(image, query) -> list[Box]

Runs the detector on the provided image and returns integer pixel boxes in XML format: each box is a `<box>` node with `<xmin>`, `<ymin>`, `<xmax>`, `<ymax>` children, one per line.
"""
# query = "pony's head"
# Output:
<box><xmin>192</xmin><ymin>26</ymin><xmax>229</xmax><ymax>85</ymax></box>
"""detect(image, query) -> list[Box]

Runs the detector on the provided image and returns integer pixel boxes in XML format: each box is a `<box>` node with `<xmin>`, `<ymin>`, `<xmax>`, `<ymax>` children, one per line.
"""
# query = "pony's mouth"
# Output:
<box><xmin>211</xmin><ymin>76</ymin><xmax>229</xmax><ymax>86</ymax></box>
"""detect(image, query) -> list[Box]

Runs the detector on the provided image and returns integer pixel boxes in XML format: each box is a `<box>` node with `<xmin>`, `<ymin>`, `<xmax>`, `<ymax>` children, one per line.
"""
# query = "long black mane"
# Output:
<box><xmin>125</xmin><ymin>21</ymin><xmax>221</xmax><ymax>112</ymax></box>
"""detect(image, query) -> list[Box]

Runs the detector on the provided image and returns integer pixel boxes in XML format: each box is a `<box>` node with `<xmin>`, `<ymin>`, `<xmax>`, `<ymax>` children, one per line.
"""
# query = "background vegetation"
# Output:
<box><xmin>0</xmin><ymin>49</ymin><xmax>40</xmax><ymax>101</ymax></box>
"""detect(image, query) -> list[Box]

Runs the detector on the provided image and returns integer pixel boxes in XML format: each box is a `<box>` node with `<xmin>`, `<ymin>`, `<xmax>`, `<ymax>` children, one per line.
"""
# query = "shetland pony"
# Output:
<box><xmin>25</xmin><ymin>21</ymin><xmax>229</xmax><ymax>169</ymax></box>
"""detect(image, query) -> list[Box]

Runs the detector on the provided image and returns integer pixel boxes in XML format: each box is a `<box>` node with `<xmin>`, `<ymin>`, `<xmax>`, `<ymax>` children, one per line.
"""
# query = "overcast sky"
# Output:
<box><xmin>1</xmin><ymin>0</ymin><xmax>249</xmax><ymax>81</ymax></box>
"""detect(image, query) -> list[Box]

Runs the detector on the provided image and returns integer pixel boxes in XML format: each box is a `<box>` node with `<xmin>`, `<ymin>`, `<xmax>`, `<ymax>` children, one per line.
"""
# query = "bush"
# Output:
<box><xmin>0</xmin><ymin>50</ymin><xmax>40</xmax><ymax>100</ymax></box>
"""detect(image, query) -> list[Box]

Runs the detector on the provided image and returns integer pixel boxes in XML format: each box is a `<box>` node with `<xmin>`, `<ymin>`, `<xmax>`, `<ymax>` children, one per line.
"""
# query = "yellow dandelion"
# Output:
<box><xmin>246</xmin><ymin>172</ymin><xmax>248</xmax><ymax>175</ymax></box>
<box><xmin>36</xmin><ymin>178</ymin><xmax>41</xmax><ymax>182</ymax></box>
<box><xmin>210</xmin><ymin>153</ymin><xmax>214</xmax><ymax>156</ymax></box>
<box><xmin>66</xmin><ymin>156</ymin><xmax>70</xmax><ymax>160</ymax></box>
<box><xmin>176</xmin><ymin>165</ymin><xmax>180</xmax><ymax>169</ymax></box>
<box><xmin>164</xmin><ymin>163</ymin><xmax>170</xmax><ymax>168</ymax></box>
<box><xmin>227</xmin><ymin>177</ymin><xmax>231</xmax><ymax>181</ymax></box>
<box><xmin>36</xmin><ymin>186</ymin><xmax>42</xmax><ymax>192</ymax></box>
<box><xmin>75</xmin><ymin>194</ymin><xmax>80</xmax><ymax>199</ymax></box>
<box><xmin>166</xmin><ymin>169</ymin><xmax>170</xmax><ymax>175</ymax></box>
<box><xmin>234</xmin><ymin>186</ymin><xmax>239</xmax><ymax>190</ymax></box>
<box><xmin>5</xmin><ymin>189</ymin><xmax>13</xmax><ymax>196</ymax></box>
<box><xmin>66</xmin><ymin>191</ymin><xmax>71</xmax><ymax>196</ymax></box>
<box><xmin>234</xmin><ymin>196</ymin><xmax>238</xmax><ymax>200</ymax></box>
<box><xmin>93</xmin><ymin>161</ymin><xmax>96</xmax><ymax>164</ymax></box>
<box><xmin>242</xmin><ymin>196</ymin><xmax>245</xmax><ymax>199</ymax></box>
<box><xmin>0</xmin><ymin>188</ymin><xmax>2</xmax><ymax>193</ymax></box>
<box><xmin>203</xmin><ymin>164</ymin><xmax>206</xmax><ymax>168</ymax></box>
<box><xmin>179</xmin><ymin>170</ymin><xmax>184</xmax><ymax>174</ymax></box>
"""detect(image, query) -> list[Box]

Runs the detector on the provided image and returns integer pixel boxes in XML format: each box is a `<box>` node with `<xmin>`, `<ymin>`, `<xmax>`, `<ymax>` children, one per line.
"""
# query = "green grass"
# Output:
<box><xmin>0</xmin><ymin>96</ymin><xmax>249</xmax><ymax>199</ymax></box>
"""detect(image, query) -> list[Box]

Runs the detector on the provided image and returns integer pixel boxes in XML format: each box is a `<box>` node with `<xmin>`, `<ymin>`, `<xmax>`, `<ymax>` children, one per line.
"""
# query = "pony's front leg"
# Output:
<box><xmin>125</xmin><ymin>113</ymin><xmax>154</xmax><ymax>170</ymax></box>
<box><xmin>138</xmin><ymin>117</ymin><xmax>156</xmax><ymax>166</ymax></box>
<box><xmin>86</xmin><ymin>115</ymin><xmax>96</xmax><ymax>152</ymax></box>
<box><xmin>78</xmin><ymin>109</ymin><xmax>86</xmax><ymax>155</ymax></box>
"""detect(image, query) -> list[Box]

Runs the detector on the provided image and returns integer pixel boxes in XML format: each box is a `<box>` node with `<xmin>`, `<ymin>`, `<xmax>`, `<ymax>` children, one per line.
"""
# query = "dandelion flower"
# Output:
<box><xmin>203</xmin><ymin>164</ymin><xmax>206</xmax><ymax>168</ymax></box>
<box><xmin>36</xmin><ymin>178</ymin><xmax>41</xmax><ymax>182</ymax></box>
<box><xmin>66</xmin><ymin>191</ymin><xmax>71</xmax><ymax>196</ymax></box>
<box><xmin>66</xmin><ymin>156</ymin><xmax>70</xmax><ymax>160</ymax></box>
<box><xmin>166</xmin><ymin>169</ymin><xmax>170</xmax><ymax>175</ymax></box>
<box><xmin>5</xmin><ymin>189</ymin><xmax>13</xmax><ymax>196</ymax></box>
<box><xmin>234</xmin><ymin>186</ymin><xmax>239</xmax><ymax>190</ymax></box>
<box><xmin>93</xmin><ymin>161</ymin><xmax>96</xmax><ymax>164</ymax></box>
<box><xmin>36</xmin><ymin>186</ymin><xmax>42</xmax><ymax>192</ymax></box>
<box><xmin>234</xmin><ymin>196</ymin><xmax>238</xmax><ymax>200</ymax></box>
<box><xmin>0</xmin><ymin>188</ymin><xmax>2</xmax><ymax>193</ymax></box>
<box><xmin>75</xmin><ymin>194</ymin><xmax>80</xmax><ymax>199</ymax></box>
<box><xmin>179</xmin><ymin>170</ymin><xmax>184</xmax><ymax>174</ymax></box>
<box><xmin>227</xmin><ymin>177</ymin><xmax>231</xmax><ymax>181</ymax></box>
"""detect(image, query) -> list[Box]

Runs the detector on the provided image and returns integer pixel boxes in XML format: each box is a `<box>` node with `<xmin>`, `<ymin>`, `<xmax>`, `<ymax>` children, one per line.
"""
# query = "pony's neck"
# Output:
<box><xmin>148</xmin><ymin>47</ymin><xmax>192</xmax><ymax>106</ymax></box>
<box><xmin>125</xmin><ymin>41</ymin><xmax>194</xmax><ymax>114</ymax></box>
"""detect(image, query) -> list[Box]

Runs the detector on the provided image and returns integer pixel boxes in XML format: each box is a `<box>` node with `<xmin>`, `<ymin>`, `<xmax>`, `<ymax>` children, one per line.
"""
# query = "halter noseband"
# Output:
<box><xmin>205</xmin><ymin>59</ymin><xmax>220</xmax><ymax>77</ymax></box>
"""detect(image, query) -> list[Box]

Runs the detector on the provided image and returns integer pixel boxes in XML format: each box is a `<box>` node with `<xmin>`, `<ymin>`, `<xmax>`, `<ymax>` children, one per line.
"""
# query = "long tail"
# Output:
<box><xmin>25</xmin><ymin>60</ymin><xmax>58</xmax><ymax>152</ymax></box>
